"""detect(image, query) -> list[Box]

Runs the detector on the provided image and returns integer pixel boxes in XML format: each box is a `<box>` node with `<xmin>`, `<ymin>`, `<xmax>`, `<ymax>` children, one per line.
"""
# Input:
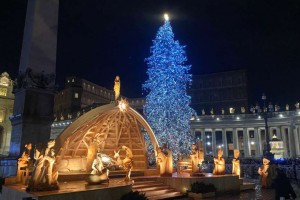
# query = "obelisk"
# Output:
<box><xmin>10</xmin><ymin>0</ymin><xmax>59</xmax><ymax>156</ymax></box>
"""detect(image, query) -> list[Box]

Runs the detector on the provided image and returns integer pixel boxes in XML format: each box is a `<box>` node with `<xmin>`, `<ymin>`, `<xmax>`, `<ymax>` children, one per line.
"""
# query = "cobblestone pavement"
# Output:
<box><xmin>178</xmin><ymin>179</ymin><xmax>300</xmax><ymax>200</ymax></box>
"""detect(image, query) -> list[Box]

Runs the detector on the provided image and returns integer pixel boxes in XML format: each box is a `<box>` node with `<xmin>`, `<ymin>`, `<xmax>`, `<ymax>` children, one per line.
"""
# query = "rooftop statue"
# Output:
<box><xmin>0</xmin><ymin>72</ymin><xmax>11</xmax><ymax>86</ymax></box>
<box><xmin>114</xmin><ymin>75</ymin><xmax>121</xmax><ymax>100</ymax></box>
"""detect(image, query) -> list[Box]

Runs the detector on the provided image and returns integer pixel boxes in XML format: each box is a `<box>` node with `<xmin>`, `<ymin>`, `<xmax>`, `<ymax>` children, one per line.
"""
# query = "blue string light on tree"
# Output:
<box><xmin>143</xmin><ymin>13</ymin><xmax>194</xmax><ymax>162</ymax></box>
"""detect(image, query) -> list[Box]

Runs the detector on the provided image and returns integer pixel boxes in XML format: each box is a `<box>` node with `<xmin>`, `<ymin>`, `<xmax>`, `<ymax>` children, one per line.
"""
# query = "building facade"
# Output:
<box><xmin>190</xmin><ymin>109</ymin><xmax>300</xmax><ymax>158</ymax></box>
<box><xmin>54</xmin><ymin>76</ymin><xmax>145</xmax><ymax>121</ymax></box>
<box><xmin>51</xmin><ymin>73</ymin><xmax>300</xmax><ymax>159</ymax></box>
<box><xmin>54</xmin><ymin>76</ymin><xmax>115</xmax><ymax>120</ymax></box>
<box><xmin>0</xmin><ymin>72</ymin><xmax>14</xmax><ymax>155</ymax></box>
<box><xmin>189</xmin><ymin>69</ymin><xmax>248</xmax><ymax>115</ymax></box>
<box><xmin>52</xmin><ymin>76</ymin><xmax>145</xmax><ymax>138</ymax></box>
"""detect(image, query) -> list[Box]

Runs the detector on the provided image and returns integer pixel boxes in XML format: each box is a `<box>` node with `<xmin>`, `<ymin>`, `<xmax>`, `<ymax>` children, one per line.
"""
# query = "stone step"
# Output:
<box><xmin>133</xmin><ymin>182</ymin><xmax>165</xmax><ymax>189</ymax></box>
<box><xmin>145</xmin><ymin>188</ymin><xmax>179</xmax><ymax>197</ymax></box>
<box><xmin>240</xmin><ymin>182</ymin><xmax>255</xmax><ymax>191</ymax></box>
<box><xmin>133</xmin><ymin>179</ymin><xmax>160</xmax><ymax>184</ymax></box>
<box><xmin>148</xmin><ymin>191</ymin><xmax>184</xmax><ymax>200</ymax></box>
<box><xmin>133</xmin><ymin>185</ymin><xmax>170</xmax><ymax>192</ymax></box>
<box><xmin>132</xmin><ymin>178</ymin><xmax>184</xmax><ymax>200</ymax></box>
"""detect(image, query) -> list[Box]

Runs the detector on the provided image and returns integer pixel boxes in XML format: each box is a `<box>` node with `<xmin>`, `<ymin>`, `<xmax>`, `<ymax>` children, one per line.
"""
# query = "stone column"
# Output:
<box><xmin>222</xmin><ymin>128</ymin><xmax>228</xmax><ymax>157</ymax></box>
<box><xmin>288</xmin><ymin>126</ymin><xmax>296</xmax><ymax>157</ymax></box>
<box><xmin>191</xmin><ymin>128</ymin><xmax>195</xmax><ymax>139</ymax></box>
<box><xmin>233</xmin><ymin>128</ymin><xmax>239</xmax><ymax>150</ymax></box>
<box><xmin>254</xmin><ymin>127</ymin><xmax>261</xmax><ymax>157</ymax></box>
<box><xmin>212</xmin><ymin>129</ymin><xmax>216</xmax><ymax>156</ymax></box>
<box><xmin>276</xmin><ymin>127</ymin><xmax>281</xmax><ymax>139</ymax></box>
<box><xmin>10</xmin><ymin>0</ymin><xmax>59</xmax><ymax>156</ymax></box>
<box><xmin>294</xmin><ymin>126</ymin><xmax>300</xmax><ymax>157</ymax></box>
<box><xmin>200</xmin><ymin>129</ymin><xmax>206</xmax><ymax>155</ymax></box>
<box><xmin>280</xmin><ymin>126</ymin><xmax>288</xmax><ymax>158</ymax></box>
<box><xmin>243</xmin><ymin>128</ymin><xmax>250</xmax><ymax>157</ymax></box>
<box><xmin>269</xmin><ymin>127</ymin><xmax>274</xmax><ymax>141</ymax></box>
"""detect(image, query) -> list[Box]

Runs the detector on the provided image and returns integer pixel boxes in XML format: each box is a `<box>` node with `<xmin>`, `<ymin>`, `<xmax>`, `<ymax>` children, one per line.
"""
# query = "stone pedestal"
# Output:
<box><xmin>158</xmin><ymin>173</ymin><xmax>240</xmax><ymax>195</ymax></box>
<box><xmin>9</xmin><ymin>88</ymin><xmax>54</xmax><ymax>156</ymax></box>
<box><xmin>2</xmin><ymin>180</ymin><xmax>132</xmax><ymax>200</ymax></box>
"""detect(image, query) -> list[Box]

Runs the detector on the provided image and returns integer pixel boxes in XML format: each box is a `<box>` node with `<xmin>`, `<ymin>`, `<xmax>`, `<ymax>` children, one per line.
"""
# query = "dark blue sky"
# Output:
<box><xmin>1</xmin><ymin>0</ymin><xmax>300</xmax><ymax>106</ymax></box>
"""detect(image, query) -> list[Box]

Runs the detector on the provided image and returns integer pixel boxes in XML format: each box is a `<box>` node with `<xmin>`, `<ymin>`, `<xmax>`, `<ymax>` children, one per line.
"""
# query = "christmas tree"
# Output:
<box><xmin>143</xmin><ymin>14</ymin><xmax>194</xmax><ymax>161</ymax></box>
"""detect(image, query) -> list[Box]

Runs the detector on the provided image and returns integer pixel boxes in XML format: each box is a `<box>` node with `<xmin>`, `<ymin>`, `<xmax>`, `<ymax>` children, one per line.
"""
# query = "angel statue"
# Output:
<box><xmin>114</xmin><ymin>76</ymin><xmax>121</xmax><ymax>100</ymax></box>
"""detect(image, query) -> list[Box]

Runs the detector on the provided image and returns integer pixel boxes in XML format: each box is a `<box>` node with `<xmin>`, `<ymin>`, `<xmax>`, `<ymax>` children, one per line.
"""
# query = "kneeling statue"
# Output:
<box><xmin>87</xmin><ymin>153</ymin><xmax>109</xmax><ymax>184</ymax></box>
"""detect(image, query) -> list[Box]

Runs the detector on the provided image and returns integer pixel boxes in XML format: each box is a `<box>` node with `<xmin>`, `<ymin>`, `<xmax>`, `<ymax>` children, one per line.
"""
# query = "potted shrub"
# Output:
<box><xmin>188</xmin><ymin>181</ymin><xmax>216</xmax><ymax>199</ymax></box>
<box><xmin>121</xmin><ymin>191</ymin><xmax>148</xmax><ymax>200</ymax></box>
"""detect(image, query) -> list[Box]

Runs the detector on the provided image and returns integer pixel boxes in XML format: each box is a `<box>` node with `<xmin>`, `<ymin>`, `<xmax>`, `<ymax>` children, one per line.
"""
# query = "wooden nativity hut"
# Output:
<box><xmin>54</xmin><ymin>100</ymin><xmax>159</xmax><ymax>174</ymax></box>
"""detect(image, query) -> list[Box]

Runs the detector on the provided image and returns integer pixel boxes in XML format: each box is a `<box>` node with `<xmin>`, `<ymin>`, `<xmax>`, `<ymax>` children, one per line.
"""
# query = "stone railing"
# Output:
<box><xmin>0</xmin><ymin>158</ymin><xmax>17</xmax><ymax>178</ymax></box>
<box><xmin>192</xmin><ymin>110</ymin><xmax>300</xmax><ymax>121</ymax></box>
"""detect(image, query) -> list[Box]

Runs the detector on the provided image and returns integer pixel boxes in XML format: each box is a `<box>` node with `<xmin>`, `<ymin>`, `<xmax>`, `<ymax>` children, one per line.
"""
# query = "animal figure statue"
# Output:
<box><xmin>113</xmin><ymin>146</ymin><xmax>133</xmax><ymax>182</ymax></box>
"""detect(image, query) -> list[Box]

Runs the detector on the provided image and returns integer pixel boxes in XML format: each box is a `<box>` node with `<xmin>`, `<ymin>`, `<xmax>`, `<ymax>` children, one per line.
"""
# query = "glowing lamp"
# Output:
<box><xmin>164</xmin><ymin>13</ymin><xmax>169</xmax><ymax>21</ymax></box>
<box><xmin>118</xmin><ymin>99</ymin><xmax>128</xmax><ymax>112</ymax></box>
<box><xmin>101</xmin><ymin>156</ymin><xmax>111</xmax><ymax>163</ymax></box>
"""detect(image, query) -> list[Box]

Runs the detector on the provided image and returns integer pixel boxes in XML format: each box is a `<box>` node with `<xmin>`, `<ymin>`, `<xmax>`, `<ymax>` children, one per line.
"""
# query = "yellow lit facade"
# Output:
<box><xmin>0</xmin><ymin>72</ymin><xmax>14</xmax><ymax>155</ymax></box>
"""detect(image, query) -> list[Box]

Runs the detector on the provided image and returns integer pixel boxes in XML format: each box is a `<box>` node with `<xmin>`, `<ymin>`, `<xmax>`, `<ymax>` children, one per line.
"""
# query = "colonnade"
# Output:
<box><xmin>191</xmin><ymin>113</ymin><xmax>300</xmax><ymax>158</ymax></box>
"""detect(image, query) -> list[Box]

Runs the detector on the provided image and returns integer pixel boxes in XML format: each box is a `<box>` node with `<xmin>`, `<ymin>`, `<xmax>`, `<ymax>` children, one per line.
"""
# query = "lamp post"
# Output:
<box><xmin>256</xmin><ymin>93</ymin><xmax>274</xmax><ymax>161</ymax></box>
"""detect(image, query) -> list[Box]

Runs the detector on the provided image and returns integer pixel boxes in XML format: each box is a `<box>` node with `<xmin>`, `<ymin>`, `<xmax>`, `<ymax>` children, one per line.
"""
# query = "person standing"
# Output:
<box><xmin>273</xmin><ymin>169</ymin><xmax>297</xmax><ymax>200</ymax></box>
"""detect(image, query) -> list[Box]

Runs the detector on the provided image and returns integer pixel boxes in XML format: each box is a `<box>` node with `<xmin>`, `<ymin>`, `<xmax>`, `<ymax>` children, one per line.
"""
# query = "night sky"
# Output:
<box><xmin>1</xmin><ymin>0</ymin><xmax>300</xmax><ymax>106</ymax></box>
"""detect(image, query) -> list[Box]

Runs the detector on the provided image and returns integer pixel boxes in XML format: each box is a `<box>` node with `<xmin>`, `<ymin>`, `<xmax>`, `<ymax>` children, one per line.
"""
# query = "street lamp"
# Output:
<box><xmin>256</xmin><ymin>93</ymin><xmax>275</xmax><ymax>161</ymax></box>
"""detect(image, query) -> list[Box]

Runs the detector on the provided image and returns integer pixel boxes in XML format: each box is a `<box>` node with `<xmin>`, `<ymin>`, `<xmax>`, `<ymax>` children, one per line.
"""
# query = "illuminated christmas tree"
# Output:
<box><xmin>143</xmin><ymin>14</ymin><xmax>193</xmax><ymax>161</ymax></box>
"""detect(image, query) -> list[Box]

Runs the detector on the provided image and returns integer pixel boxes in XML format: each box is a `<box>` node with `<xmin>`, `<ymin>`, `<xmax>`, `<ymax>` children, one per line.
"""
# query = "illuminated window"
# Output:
<box><xmin>74</xmin><ymin>93</ymin><xmax>79</xmax><ymax>98</ymax></box>
<box><xmin>0</xmin><ymin>88</ymin><xmax>7</xmax><ymax>96</ymax></box>
<box><xmin>0</xmin><ymin>110</ymin><xmax>4</xmax><ymax>122</ymax></box>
